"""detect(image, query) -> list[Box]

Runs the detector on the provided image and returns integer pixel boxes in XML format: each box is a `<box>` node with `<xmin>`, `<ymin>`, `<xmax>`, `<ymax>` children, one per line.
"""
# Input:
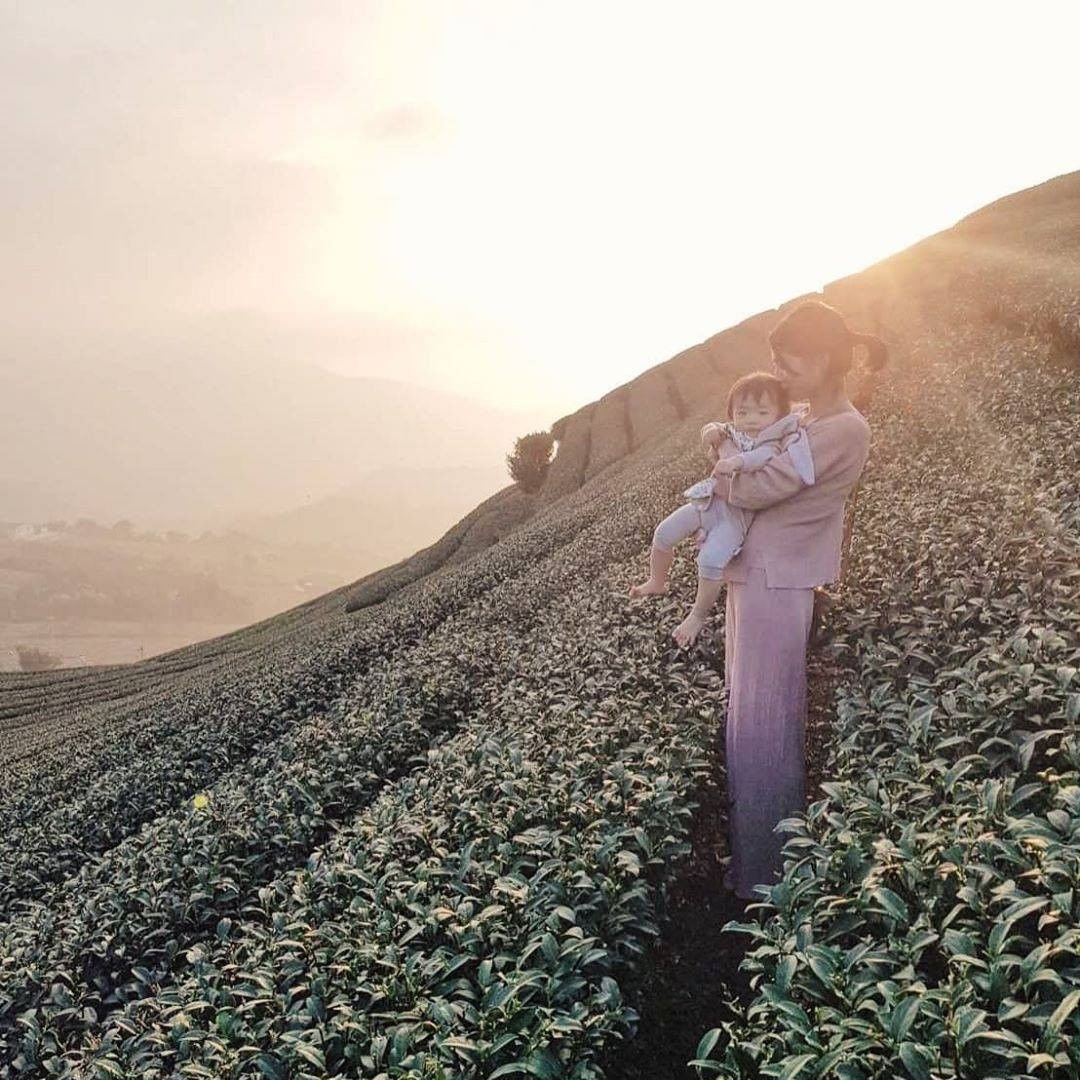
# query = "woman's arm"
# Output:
<box><xmin>719</xmin><ymin>415</ymin><xmax>868</xmax><ymax>510</ymax></box>
<box><xmin>712</xmin><ymin>413</ymin><xmax>804</xmax><ymax>474</ymax></box>
<box><xmin>724</xmin><ymin>442</ymin><xmax>781</xmax><ymax>472</ymax></box>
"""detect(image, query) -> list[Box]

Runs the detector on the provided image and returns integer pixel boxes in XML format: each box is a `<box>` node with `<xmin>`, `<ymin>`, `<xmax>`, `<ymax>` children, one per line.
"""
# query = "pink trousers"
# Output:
<box><xmin>722</xmin><ymin>566</ymin><xmax>815</xmax><ymax>900</ymax></box>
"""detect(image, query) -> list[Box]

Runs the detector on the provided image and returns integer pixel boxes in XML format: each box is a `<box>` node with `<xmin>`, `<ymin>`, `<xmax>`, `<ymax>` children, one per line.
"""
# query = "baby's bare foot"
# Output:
<box><xmin>629</xmin><ymin>578</ymin><xmax>668</xmax><ymax>598</ymax></box>
<box><xmin>672</xmin><ymin>611</ymin><xmax>707</xmax><ymax>646</ymax></box>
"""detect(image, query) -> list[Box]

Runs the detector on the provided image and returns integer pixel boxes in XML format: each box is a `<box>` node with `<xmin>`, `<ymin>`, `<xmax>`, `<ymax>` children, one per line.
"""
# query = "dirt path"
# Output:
<box><xmin>600</xmin><ymin>647</ymin><xmax>845</xmax><ymax>1078</ymax></box>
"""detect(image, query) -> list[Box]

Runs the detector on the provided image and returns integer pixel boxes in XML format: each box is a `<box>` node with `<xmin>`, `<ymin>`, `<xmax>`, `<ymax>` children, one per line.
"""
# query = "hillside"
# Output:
<box><xmin>1</xmin><ymin>170</ymin><xmax>1079</xmax><ymax>1077</ymax></box>
<box><xmin>0</xmin><ymin>520</ymin><xmax>380</xmax><ymax>672</ymax></box>
<box><xmin>0</xmin><ymin>465</ymin><xmax>513</xmax><ymax>671</ymax></box>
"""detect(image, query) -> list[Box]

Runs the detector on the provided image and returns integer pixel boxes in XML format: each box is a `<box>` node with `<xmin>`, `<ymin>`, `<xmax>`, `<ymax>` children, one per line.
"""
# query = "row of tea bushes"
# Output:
<box><xmin>20</xmin><ymin>552</ymin><xmax>723</xmax><ymax>1078</ymax></box>
<box><xmin>693</xmin><ymin>318</ymin><xmax>1080</xmax><ymax>1076</ymax></box>
<box><xmin>0</xmin><ymin>647</ymin><xmax>486</xmax><ymax>1068</ymax></box>
<box><xmin>0</xmin><ymin>591</ymin><xmax>348</xmax><ymax>739</ymax></box>
<box><xmin>76</xmin><ymin>717</ymin><xmax>706</xmax><ymax>1079</ymax></box>
<box><xmin>0</xmin><ymin>591</ymin><xmax>351</xmax><ymax>770</ymax></box>
<box><xmin>0</xmin><ymin>649</ymin><xmax>362</xmax><ymax>919</ymax></box>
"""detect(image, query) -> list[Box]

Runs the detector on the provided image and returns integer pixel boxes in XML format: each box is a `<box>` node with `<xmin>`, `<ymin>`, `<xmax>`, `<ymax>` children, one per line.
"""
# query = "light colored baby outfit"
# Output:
<box><xmin>652</xmin><ymin>410</ymin><xmax>815</xmax><ymax>580</ymax></box>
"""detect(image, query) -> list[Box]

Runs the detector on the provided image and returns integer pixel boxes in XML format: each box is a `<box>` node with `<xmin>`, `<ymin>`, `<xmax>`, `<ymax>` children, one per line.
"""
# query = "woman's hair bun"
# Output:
<box><xmin>769</xmin><ymin>300</ymin><xmax>889</xmax><ymax>377</ymax></box>
<box><xmin>851</xmin><ymin>331</ymin><xmax>889</xmax><ymax>372</ymax></box>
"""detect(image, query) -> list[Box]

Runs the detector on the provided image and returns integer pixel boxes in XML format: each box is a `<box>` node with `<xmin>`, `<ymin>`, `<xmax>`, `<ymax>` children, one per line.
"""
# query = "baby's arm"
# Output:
<box><xmin>708</xmin><ymin>435</ymin><xmax>740</xmax><ymax>466</ymax></box>
<box><xmin>700</xmin><ymin>422</ymin><xmax>732</xmax><ymax>461</ymax></box>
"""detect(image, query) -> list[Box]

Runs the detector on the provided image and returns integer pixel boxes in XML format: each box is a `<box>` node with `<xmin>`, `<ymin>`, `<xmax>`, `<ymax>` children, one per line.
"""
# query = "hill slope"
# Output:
<box><xmin>1</xmin><ymin>170</ymin><xmax>1078</xmax><ymax>1077</ymax></box>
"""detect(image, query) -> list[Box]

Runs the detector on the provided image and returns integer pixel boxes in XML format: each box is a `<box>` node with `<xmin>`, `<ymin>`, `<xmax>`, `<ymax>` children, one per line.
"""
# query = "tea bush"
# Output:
<box><xmin>694</xmin><ymin>313</ymin><xmax>1080</xmax><ymax>1077</ymax></box>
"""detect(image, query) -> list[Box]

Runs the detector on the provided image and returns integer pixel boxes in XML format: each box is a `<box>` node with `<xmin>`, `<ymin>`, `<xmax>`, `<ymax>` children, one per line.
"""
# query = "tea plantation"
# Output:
<box><xmin>2</xmin><ymin>173</ymin><xmax>1079</xmax><ymax>1077</ymax></box>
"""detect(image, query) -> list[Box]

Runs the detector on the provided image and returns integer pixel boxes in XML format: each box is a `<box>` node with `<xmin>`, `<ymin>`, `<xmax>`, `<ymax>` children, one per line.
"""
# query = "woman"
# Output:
<box><xmin>713</xmin><ymin>301</ymin><xmax>888</xmax><ymax>901</ymax></box>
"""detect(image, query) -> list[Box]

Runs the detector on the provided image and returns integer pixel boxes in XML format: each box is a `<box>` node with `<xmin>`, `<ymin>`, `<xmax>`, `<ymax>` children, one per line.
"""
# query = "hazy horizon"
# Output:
<box><xmin>1</xmin><ymin>349</ymin><xmax>543</xmax><ymax>531</ymax></box>
<box><xmin>5</xmin><ymin>2</ymin><xmax>1080</xmax><ymax>421</ymax></box>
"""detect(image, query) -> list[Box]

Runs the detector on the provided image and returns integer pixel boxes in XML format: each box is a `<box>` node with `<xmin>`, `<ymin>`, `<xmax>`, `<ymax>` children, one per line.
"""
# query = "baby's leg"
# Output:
<box><xmin>629</xmin><ymin>504</ymin><xmax>701</xmax><ymax>598</ymax></box>
<box><xmin>629</xmin><ymin>545</ymin><xmax>674</xmax><ymax>598</ymax></box>
<box><xmin>672</xmin><ymin>507</ymin><xmax>746</xmax><ymax>644</ymax></box>
<box><xmin>672</xmin><ymin>574</ymin><xmax>726</xmax><ymax>646</ymax></box>
<box><xmin>696</xmin><ymin>504</ymin><xmax>748</xmax><ymax>576</ymax></box>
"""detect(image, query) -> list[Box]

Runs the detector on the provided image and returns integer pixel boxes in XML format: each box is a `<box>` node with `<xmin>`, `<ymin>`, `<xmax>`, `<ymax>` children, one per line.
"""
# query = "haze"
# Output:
<box><xmin>3</xmin><ymin>1</ymin><xmax>1080</xmax><ymax>666</ymax></box>
<box><xmin>6</xmin><ymin>2</ymin><xmax>1080</xmax><ymax>416</ymax></box>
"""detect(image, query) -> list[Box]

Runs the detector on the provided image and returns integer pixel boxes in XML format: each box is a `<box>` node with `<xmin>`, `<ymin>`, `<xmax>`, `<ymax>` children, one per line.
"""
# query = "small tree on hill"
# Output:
<box><xmin>15</xmin><ymin>644</ymin><xmax>63</xmax><ymax>672</ymax></box>
<box><xmin>506</xmin><ymin>431</ymin><xmax>555</xmax><ymax>494</ymax></box>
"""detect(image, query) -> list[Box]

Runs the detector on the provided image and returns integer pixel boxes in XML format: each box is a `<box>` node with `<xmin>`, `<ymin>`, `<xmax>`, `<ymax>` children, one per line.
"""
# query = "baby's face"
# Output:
<box><xmin>731</xmin><ymin>393</ymin><xmax>782</xmax><ymax>435</ymax></box>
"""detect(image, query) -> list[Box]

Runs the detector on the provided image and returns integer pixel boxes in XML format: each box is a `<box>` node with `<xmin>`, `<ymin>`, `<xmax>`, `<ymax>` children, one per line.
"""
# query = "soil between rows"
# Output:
<box><xmin>600</xmin><ymin>645</ymin><xmax>845</xmax><ymax>1078</ymax></box>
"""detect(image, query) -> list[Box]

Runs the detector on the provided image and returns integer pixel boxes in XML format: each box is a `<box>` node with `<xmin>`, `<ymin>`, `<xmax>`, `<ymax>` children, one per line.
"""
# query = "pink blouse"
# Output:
<box><xmin>718</xmin><ymin>404</ymin><xmax>871</xmax><ymax>589</ymax></box>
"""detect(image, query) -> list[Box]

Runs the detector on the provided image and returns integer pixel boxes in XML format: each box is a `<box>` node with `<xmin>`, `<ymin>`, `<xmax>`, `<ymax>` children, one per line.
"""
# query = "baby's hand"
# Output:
<box><xmin>712</xmin><ymin>455</ymin><xmax>743</xmax><ymax>477</ymax></box>
<box><xmin>692</xmin><ymin>527</ymin><xmax>706</xmax><ymax>547</ymax></box>
<box><xmin>700</xmin><ymin>424</ymin><xmax>723</xmax><ymax>452</ymax></box>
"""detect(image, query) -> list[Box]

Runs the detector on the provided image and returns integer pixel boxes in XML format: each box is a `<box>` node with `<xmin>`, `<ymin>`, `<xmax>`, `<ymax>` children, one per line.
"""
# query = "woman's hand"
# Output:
<box><xmin>712</xmin><ymin>455</ymin><xmax>743</xmax><ymax>477</ymax></box>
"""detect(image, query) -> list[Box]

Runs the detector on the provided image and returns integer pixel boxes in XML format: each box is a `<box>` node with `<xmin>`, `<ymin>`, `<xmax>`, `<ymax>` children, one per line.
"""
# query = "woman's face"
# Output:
<box><xmin>772</xmin><ymin>347</ymin><xmax>829</xmax><ymax>399</ymax></box>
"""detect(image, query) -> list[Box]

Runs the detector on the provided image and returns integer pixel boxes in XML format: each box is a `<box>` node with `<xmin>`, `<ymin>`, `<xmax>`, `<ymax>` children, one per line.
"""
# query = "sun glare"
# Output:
<box><xmin>95</xmin><ymin>0</ymin><xmax>1079</xmax><ymax>418</ymax></box>
<box><xmin>279</xmin><ymin>2</ymin><xmax>1077</xmax><ymax>414</ymax></box>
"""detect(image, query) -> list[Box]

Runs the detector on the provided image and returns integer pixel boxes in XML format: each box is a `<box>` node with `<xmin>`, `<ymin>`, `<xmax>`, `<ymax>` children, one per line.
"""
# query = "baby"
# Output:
<box><xmin>629</xmin><ymin>371</ymin><xmax>815</xmax><ymax>646</ymax></box>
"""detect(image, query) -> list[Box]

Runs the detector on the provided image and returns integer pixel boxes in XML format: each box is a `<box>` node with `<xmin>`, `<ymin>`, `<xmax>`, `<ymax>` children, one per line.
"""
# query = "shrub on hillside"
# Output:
<box><xmin>15</xmin><ymin>644</ymin><xmax>63</xmax><ymax>672</ymax></box>
<box><xmin>506</xmin><ymin>430</ymin><xmax>555</xmax><ymax>493</ymax></box>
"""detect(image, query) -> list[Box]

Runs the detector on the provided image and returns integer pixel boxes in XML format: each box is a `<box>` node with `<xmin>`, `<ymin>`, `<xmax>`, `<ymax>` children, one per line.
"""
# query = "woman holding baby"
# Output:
<box><xmin>631</xmin><ymin>300</ymin><xmax>888</xmax><ymax>900</ymax></box>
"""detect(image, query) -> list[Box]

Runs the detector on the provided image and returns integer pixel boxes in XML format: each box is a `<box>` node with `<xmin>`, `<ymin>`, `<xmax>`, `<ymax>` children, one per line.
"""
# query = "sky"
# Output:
<box><xmin>4</xmin><ymin>1</ymin><xmax>1080</xmax><ymax>421</ymax></box>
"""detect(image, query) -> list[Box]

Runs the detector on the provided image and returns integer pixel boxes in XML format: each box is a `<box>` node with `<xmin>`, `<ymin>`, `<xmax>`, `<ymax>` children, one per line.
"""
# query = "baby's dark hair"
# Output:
<box><xmin>725</xmin><ymin>371</ymin><xmax>791</xmax><ymax>421</ymax></box>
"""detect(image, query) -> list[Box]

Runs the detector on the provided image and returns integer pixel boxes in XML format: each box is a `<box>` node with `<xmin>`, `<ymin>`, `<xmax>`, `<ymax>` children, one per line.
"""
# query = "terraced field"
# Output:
<box><xmin>2</xmin><ymin>171</ymin><xmax>1079</xmax><ymax>1078</ymax></box>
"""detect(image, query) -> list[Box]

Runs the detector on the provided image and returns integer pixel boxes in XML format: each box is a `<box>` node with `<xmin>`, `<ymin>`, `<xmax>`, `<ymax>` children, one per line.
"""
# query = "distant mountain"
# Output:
<box><xmin>1</xmin><ymin>348</ymin><xmax>546</xmax><ymax>531</ymax></box>
<box><xmin>225</xmin><ymin>464</ymin><xmax>513</xmax><ymax>565</ymax></box>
